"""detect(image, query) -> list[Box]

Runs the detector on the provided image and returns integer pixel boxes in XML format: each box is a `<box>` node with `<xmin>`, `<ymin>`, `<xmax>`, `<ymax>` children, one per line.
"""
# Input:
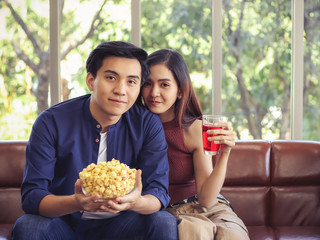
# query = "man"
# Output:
<box><xmin>12</xmin><ymin>41</ymin><xmax>178</xmax><ymax>240</ymax></box>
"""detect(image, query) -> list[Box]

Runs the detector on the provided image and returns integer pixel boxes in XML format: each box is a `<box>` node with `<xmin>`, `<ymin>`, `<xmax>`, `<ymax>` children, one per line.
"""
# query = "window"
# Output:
<box><xmin>222</xmin><ymin>0</ymin><xmax>292</xmax><ymax>140</ymax></box>
<box><xmin>61</xmin><ymin>0</ymin><xmax>131</xmax><ymax>101</ymax></box>
<box><xmin>0</xmin><ymin>0</ymin><xmax>49</xmax><ymax>139</ymax></box>
<box><xmin>141</xmin><ymin>0</ymin><xmax>213</xmax><ymax>114</ymax></box>
<box><xmin>303</xmin><ymin>0</ymin><xmax>320</xmax><ymax>141</ymax></box>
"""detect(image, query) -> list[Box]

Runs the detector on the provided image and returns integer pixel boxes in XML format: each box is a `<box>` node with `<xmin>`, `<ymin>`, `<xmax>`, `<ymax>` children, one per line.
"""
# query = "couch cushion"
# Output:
<box><xmin>247</xmin><ymin>226</ymin><xmax>274</xmax><ymax>240</ymax></box>
<box><xmin>271</xmin><ymin>141</ymin><xmax>320</xmax><ymax>185</ymax></box>
<box><xmin>274</xmin><ymin>226</ymin><xmax>320</xmax><ymax>240</ymax></box>
<box><xmin>271</xmin><ymin>186</ymin><xmax>320</xmax><ymax>226</ymax></box>
<box><xmin>0</xmin><ymin>188</ymin><xmax>24</xmax><ymax>224</ymax></box>
<box><xmin>0</xmin><ymin>224</ymin><xmax>13</xmax><ymax>240</ymax></box>
<box><xmin>221</xmin><ymin>186</ymin><xmax>270</xmax><ymax>226</ymax></box>
<box><xmin>225</xmin><ymin>140</ymin><xmax>271</xmax><ymax>186</ymax></box>
<box><xmin>0</xmin><ymin>141</ymin><xmax>26</xmax><ymax>187</ymax></box>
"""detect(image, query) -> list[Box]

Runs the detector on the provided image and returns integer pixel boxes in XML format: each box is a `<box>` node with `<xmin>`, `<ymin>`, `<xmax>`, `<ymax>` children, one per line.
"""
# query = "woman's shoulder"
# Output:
<box><xmin>183</xmin><ymin>119</ymin><xmax>203</xmax><ymax>152</ymax></box>
<box><xmin>186</xmin><ymin>118</ymin><xmax>202</xmax><ymax>133</ymax></box>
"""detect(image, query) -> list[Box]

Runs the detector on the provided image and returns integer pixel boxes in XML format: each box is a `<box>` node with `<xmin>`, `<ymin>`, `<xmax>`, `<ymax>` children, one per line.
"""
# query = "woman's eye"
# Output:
<box><xmin>161</xmin><ymin>83</ymin><xmax>170</xmax><ymax>87</ymax></box>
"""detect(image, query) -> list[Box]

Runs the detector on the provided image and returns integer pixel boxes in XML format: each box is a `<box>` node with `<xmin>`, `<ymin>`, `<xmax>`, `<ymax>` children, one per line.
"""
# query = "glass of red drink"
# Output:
<box><xmin>202</xmin><ymin>115</ymin><xmax>227</xmax><ymax>155</ymax></box>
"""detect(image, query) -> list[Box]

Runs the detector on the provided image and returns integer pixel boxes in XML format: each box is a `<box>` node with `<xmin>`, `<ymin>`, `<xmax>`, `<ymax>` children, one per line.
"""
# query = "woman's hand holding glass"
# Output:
<box><xmin>206</xmin><ymin>121</ymin><xmax>236</xmax><ymax>154</ymax></box>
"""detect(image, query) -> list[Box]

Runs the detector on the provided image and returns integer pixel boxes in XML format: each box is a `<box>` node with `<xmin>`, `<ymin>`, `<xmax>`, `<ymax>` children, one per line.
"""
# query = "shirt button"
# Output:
<box><xmin>95</xmin><ymin>139</ymin><xmax>99</xmax><ymax>143</ymax></box>
<box><xmin>96</xmin><ymin>124</ymin><xmax>100</xmax><ymax>128</ymax></box>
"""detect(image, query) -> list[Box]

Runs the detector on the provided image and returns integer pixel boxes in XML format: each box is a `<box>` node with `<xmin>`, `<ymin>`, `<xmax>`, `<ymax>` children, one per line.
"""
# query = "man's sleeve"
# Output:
<box><xmin>21</xmin><ymin>111</ymin><xmax>57</xmax><ymax>214</ymax></box>
<box><xmin>138</xmin><ymin>113</ymin><xmax>171</xmax><ymax>209</ymax></box>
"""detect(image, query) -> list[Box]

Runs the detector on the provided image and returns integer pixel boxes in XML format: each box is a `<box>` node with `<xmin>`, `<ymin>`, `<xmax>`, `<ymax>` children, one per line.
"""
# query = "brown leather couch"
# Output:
<box><xmin>0</xmin><ymin>141</ymin><xmax>25</xmax><ymax>240</ymax></box>
<box><xmin>221</xmin><ymin>140</ymin><xmax>320</xmax><ymax>240</ymax></box>
<box><xmin>0</xmin><ymin>140</ymin><xmax>319</xmax><ymax>240</ymax></box>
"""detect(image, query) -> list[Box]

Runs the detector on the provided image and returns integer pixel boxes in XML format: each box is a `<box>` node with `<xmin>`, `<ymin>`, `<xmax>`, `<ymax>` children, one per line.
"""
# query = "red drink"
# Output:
<box><xmin>202</xmin><ymin>124</ymin><xmax>222</xmax><ymax>155</ymax></box>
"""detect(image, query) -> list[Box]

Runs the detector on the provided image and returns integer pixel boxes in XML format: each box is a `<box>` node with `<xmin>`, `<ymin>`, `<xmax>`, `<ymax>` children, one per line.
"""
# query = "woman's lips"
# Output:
<box><xmin>149</xmin><ymin>100</ymin><xmax>160</xmax><ymax>106</ymax></box>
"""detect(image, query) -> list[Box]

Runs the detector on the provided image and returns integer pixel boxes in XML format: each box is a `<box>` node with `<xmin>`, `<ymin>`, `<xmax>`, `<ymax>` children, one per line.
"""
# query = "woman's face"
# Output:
<box><xmin>141</xmin><ymin>63</ymin><xmax>180</xmax><ymax>122</ymax></box>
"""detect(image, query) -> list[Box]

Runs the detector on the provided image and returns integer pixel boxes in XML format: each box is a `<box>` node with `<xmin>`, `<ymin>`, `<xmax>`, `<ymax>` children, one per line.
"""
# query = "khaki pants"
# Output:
<box><xmin>166</xmin><ymin>199</ymin><xmax>250</xmax><ymax>240</ymax></box>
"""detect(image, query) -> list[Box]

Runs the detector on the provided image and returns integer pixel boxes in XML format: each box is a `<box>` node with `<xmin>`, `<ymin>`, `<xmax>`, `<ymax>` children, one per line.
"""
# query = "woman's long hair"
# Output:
<box><xmin>144</xmin><ymin>49</ymin><xmax>202</xmax><ymax>128</ymax></box>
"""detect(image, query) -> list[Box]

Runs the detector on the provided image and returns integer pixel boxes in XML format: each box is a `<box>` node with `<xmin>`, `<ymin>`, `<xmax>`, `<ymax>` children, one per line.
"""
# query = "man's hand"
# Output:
<box><xmin>102</xmin><ymin>169</ymin><xmax>143</xmax><ymax>212</ymax></box>
<box><xmin>74</xmin><ymin>179</ymin><xmax>120</xmax><ymax>213</ymax></box>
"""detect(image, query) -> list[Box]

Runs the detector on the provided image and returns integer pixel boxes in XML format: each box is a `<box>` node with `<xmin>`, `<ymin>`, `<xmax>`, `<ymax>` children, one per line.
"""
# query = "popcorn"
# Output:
<box><xmin>79</xmin><ymin>158</ymin><xmax>136</xmax><ymax>199</ymax></box>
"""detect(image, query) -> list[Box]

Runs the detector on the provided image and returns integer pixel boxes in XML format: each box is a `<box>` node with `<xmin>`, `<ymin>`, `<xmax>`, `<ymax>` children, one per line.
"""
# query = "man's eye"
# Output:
<box><xmin>129</xmin><ymin>79</ymin><xmax>137</xmax><ymax>85</ymax></box>
<box><xmin>106</xmin><ymin>76</ymin><xmax>116</xmax><ymax>80</ymax></box>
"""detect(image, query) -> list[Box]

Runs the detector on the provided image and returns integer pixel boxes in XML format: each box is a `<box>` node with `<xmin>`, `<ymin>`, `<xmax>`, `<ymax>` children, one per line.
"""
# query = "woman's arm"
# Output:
<box><xmin>184</xmin><ymin>119</ymin><xmax>235</xmax><ymax>209</ymax></box>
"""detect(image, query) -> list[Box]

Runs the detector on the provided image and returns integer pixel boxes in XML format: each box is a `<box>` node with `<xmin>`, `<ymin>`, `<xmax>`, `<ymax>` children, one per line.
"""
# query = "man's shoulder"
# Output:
<box><xmin>50</xmin><ymin>94</ymin><xmax>90</xmax><ymax>111</ymax></box>
<box><xmin>37</xmin><ymin>94</ymin><xmax>90</xmax><ymax>123</ymax></box>
<box><xmin>31</xmin><ymin>95</ymin><xmax>92</xmax><ymax>140</ymax></box>
<box><xmin>117</xmin><ymin>104</ymin><xmax>163</xmax><ymax>136</ymax></box>
<box><xmin>127</xmin><ymin>103</ymin><xmax>154</xmax><ymax>118</ymax></box>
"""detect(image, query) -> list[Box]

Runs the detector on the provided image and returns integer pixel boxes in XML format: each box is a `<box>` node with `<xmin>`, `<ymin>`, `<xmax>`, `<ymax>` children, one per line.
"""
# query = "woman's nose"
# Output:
<box><xmin>150</xmin><ymin>86</ymin><xmax>160</xmax><ymax>97</ymax></box>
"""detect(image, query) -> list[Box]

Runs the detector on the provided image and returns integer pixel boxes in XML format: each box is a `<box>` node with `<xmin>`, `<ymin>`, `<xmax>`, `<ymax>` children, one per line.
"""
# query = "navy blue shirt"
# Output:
<box><xmin>21</xmin><ymin>94</ymin><xmax>170</xmax><ymax>222</ymax></box>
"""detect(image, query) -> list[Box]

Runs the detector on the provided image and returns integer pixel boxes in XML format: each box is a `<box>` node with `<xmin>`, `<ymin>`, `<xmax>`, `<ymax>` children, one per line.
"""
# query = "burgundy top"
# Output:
<box><xmin>163</xmin><ymin>119</ymin><xmax>196</xmax><ymax>204</ymax></box>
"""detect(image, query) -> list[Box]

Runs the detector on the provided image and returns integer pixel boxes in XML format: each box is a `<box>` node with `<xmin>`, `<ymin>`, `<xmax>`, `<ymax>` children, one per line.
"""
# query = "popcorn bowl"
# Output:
<box><xmin>79</xmin><ymin>159</ymin><xmax>136</xmax><ymax>201</ymax></box>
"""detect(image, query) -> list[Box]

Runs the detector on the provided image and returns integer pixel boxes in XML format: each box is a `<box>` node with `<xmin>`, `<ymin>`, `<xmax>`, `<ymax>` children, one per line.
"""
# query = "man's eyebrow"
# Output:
<box><xmin>104</xmin><ymin>70</ymin><xmax>140</xmax><ymax>80</ymax></box>
<box><xmin>128</xmin><ymin>75</ymin><xmax>140</xmax><ymax>80</ymax></box>
<box><xmin>104</xmin><ymin>70</ymin><xmax>119</xmax><ymax>76</ymax></box>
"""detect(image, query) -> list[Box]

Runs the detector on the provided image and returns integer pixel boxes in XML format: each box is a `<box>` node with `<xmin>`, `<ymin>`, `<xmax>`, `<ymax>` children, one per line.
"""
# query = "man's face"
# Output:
<box><xmin>86</xmin><ymin>56</ymin><xmax>142</xmax><ymax>122</ymax></box>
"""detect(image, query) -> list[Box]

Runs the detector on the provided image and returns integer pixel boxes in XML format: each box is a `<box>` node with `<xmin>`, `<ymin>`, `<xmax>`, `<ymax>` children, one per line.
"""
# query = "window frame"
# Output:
<box><xmin>49</xmin><ymin>0</ymin><xmax>304</xmax><ymax>140</ymax></box>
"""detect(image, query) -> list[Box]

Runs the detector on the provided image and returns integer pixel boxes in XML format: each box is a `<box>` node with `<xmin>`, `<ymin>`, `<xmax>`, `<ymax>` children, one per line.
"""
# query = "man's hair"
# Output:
<box><xmin>86</xmin><ymin>41</ymin><xmax>150</xmax><ymax>85</ymax></box>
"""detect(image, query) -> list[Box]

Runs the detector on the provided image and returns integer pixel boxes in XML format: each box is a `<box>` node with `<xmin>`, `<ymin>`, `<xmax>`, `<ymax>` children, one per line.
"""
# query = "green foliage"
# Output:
<box><xmin>141</xmin><ymin>0</ymin><xmax>319</xmax><ymax>140</ymax></box>
<box><xmin>5</xmin><ymin>3</ymin><xmax>49</xmax><ymax>61</ymax></box>
<box><xmin>141</xmin><ymin>0</ymin><xmax>212</xmax><ymax>74</ymax></box>
<box><xmin>194</xmin><ymin>84</ymin><xmax>212</xmax><ymax>115</ymax></box>
<box><xmin>0</xmin><ymin>0</ymin><xmax>129</xmax><ymax>139</ymax></box>
<box><xmin>0</xmin><ymin>39</ymin><xmax>37</xmax><ymax>139</ymax></box>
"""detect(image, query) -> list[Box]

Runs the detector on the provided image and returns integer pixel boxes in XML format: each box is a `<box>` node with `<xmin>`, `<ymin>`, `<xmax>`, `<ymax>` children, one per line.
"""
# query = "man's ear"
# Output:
<box><xmin>86</xmin><ymin>72</ymin><xmax>94</xmax><ymax>91</ymax></box>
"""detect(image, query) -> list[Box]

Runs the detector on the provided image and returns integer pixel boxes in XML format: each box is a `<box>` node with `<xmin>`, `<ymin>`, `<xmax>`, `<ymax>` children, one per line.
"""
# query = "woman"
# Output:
<box><xmin>141</xmin><ymin>49</ymin><xmax>249</xmax><ymax>240</ymax></box>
